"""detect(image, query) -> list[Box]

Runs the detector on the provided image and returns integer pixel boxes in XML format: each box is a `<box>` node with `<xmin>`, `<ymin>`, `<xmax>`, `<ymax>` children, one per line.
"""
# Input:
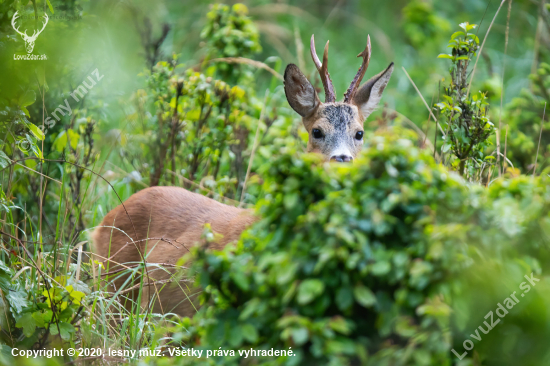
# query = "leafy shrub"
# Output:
<box><xmin>145</xmin><ymin>130</ymin><xmax>550</xmax><ymax>366</ymax></box>
<box><xmin>201</xmin><ymin>3</ymin><xmax>262</xmax><ymax>83</ymax></box>
<box><xmin>436</xmin><ymin>23</ymin><xmax>496</xmax><ymax>179</ymax></box>
<box><xmin>0</xmin><ymin>253</ymin><xmax>91</xmax><ymax>350</ymax></box>
<box><xmin>169</xmin><ymin>132</ymin><xmax>470</xmax><ymax>365</ymax></box>
<box><xmin>132</xmin><ymin>58</ymin><xmax>249</xmax><ymax>192</ymax></box>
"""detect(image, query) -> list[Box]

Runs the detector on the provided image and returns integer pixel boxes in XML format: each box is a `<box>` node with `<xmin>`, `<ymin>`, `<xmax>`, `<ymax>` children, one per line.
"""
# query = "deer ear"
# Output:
<box><xmin>352</xmin><ymin>62</ymin><xmax>394</xmax><ymax>120</ymax></box>
<box><xmin>284</xmin><ymin>64</ymin><xmax>321</xmax><ymax>117</ymax></box>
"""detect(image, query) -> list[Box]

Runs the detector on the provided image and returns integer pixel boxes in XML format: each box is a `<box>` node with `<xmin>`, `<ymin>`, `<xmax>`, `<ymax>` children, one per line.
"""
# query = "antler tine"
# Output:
<box><xmin>310</xmin><ymin>34</ymin><xmax>322</xmax><ymax>70</ymax></box>
<box><xmin>310</xmin><ymin>34</ymin><xmax>336</xmax><ymax>103</ymax></box>
<box><xmin>11</xmin><ymin>11</ymin><xmax>27</xmax><ymax>37</ymax></box>
<box><xmin>30</xmin><ymin>14</ymin><xmax>48</xmax><ymax>39</ymax></box>
<box><xmin>343</xmin><ymin>35</ymin><xmax>372</xmax><ymax>103</ymax></box>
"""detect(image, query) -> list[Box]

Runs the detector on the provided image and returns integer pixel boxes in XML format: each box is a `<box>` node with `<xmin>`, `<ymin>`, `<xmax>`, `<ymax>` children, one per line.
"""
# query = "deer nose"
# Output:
<box><xmin>330</xmin><ymin>154</ymin><xmax>353</xmax><ymax>163</ymax></box>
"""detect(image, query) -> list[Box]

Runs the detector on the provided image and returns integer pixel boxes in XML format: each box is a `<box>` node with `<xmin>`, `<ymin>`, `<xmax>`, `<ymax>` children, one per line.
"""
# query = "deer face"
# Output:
<box><xmin>284</xmin><ymin>35</ymin><xmax>394</xmax><ymax>162</ymax></box>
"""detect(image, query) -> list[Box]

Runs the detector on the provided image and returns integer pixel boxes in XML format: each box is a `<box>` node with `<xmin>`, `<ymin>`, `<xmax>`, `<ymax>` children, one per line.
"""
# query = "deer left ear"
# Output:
<box><xmin>352</xmin><ymin>62</ymin><xmax>394</xmax><ymax>120</ymax></box>
<box><xmin>284</xmin><ymin>64</ymin><xmax>321</xmax><ymax>118</ymax></box>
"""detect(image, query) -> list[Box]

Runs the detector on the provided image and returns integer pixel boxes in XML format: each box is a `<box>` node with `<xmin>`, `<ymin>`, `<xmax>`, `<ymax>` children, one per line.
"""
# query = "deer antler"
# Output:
<box><xmin>11</xmin><ymin>11</ymin><xmax>27</xmax><ymax>38</ymax></box>
<box><xmin>310</xmin><ymin>34</ymin><xmax>336</xmax><ymax>103</ymax></box>
<box><xmin>29</xmin><ymin>14</ymin><xmax>48</xmax><ymax>40</ymax></box>
<box><xmin>343</xmin><ymin>35</ymin><xmax>372</xmax><ymax>103</ymax></box>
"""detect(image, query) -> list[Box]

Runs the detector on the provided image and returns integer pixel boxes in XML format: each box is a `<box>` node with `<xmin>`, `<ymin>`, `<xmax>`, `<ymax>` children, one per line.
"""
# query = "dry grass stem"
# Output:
<box><xmin>401</xmin><ymin>66</ymin><xmax>445</xmax><ymax>137</ymax></box>
<box><xmin>533</xmin><ymin>102</ymin><xmax>546</xmax><ymax>177</ymax></box>
<box><xmin>240</xmin><ymin>90</ymin><xmax>269</xmax><ymax>207</ymax></box>
<box><xmin>467</xmin><ymin>0</ymin><xmax>507</xmax><ymax>98</ymax></box>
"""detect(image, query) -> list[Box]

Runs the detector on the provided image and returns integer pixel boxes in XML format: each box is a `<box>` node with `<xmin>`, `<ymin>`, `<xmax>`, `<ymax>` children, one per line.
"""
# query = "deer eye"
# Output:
<box><xmin>355</xmin><ymin>131</ymin><xmax>364</xmax><ymax>140</ymax></box>
<box><xmin>312</xmin><ymin>129</ymin><xmax>324</xmax><ymax>139</ymax></box>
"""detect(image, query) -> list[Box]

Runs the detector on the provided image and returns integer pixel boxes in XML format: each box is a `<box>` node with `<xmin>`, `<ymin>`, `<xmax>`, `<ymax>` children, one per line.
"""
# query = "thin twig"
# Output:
<box><xmin>240</xmin><ymin>90</ymin><xmax>269</xmax><ymax>207</ymax></box>
<box><xmin>391</xmin><ymin>110</ymin><xmax>437</xmax><ymax>156</ymax></box>
<box><xmin>15</xmin><ymin>162</ymin><xmax>61</xmax><ymax>184</ymax></box>
<box><xmin>503</xmin><ymin>124</ymin><xmax>509</xmax><ymax>174</ymax></box>
<box><xmin>422</xmin><ymin>94</ymin><xmax>435</xmax><ymax>148</ymax></box>
<box><xmin>533</xmin><ymin>102</ymin><xmax>546</xmax><ymax>177</ymax></box>
<box><xmin>434</xmin><ymin>80</ymin><xmax>441</xmax><ymax>161</ymax></box>
<box><xmin>497</xmin><ymin>0</ymin><xmax>512</xmax><ymax>177</ymax></box>
<box><xmin>197</xmin><ymin>57</ymin><xmax>283</xmax><ymax>80</ymax></box>
<box><xmin>531</xmin><ymin>0</ymin><xmax>545</xmax><ymax>75</ymax></box>
<box><xmin>401</xmin><ymin>66</ymin><xmax>445</xmax><ymax>137</ymax></box>
<box><xmin>467</xmin><ymin>0</ymin><xmax>507</xmax><ymax>98</ymax></box>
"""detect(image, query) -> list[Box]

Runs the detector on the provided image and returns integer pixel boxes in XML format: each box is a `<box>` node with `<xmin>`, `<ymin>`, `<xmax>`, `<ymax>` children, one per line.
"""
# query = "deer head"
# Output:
<box><xmin>284</xmin><ymin>35</ymin><xmax>394</xmax><ymax>162</ymax></box>
<box><xmin>11</xmin><ymin>11</ymin><xmax>49</xmax><ymax>53</ymax></box>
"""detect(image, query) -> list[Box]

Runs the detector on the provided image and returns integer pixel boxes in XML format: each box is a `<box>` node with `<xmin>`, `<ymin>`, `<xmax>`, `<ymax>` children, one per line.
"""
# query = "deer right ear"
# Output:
<box><xmin>352</xmin><ymin>62</ymin><xmax>394</xmax><ymax>120</ymax></box>
<box><xmin>284</xmin><ymin>64</ymin><xmax>321</xmax><ymax>117</ymax></box>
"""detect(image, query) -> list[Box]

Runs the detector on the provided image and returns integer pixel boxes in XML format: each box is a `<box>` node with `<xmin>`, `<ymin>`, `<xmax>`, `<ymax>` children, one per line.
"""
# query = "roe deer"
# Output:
<box><xmin>92</xmin><ymin>35</ymin><xmax>394</xmax><ymax>317</ymax></box>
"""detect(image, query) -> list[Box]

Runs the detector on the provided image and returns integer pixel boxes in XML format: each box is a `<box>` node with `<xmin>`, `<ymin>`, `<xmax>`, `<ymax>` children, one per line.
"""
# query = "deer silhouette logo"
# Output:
<box><xmin>11</xmin><ymin>11</ymin><xmax>49</xmax><ymax>53</ymax></box>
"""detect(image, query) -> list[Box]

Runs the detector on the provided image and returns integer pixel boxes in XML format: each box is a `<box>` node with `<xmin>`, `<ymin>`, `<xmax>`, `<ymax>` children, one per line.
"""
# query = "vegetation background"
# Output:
<box><xmin>0</xmin><ymin>0</ymin><xmax>549</xmax><ymax>365</ymax></box>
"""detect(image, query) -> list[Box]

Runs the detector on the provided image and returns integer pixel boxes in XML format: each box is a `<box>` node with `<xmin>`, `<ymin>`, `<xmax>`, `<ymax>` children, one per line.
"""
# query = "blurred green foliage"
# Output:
<box><xmin>0</xmin><ymin>0</ymin><xmax>549</xmax><ymax>364</ymax></box>
<box><xmin>201</xmin><ymin>3</ymin><xmax>262</xmax><ymax>82</ymax></box>
<box><xmin>402</xmin><ymin>0</ymin><xmax>450</xmax><ymax>48</ymax></box>
<box><xmin>163</xmin><ymin>132</ymin><xmax>549</xmax><ymax>366</ymax></box>
<box><xmin>503</xmin><ymin>62</ymin><xmax>550</xmax><ymax>176</ymax></box>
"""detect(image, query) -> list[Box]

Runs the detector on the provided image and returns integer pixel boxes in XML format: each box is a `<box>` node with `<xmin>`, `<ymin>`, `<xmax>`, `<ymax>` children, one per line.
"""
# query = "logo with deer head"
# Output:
<box><xmin>11</xmin><ymin>11</ymin><xmax>49</xmax><ymax>53</ymax></box>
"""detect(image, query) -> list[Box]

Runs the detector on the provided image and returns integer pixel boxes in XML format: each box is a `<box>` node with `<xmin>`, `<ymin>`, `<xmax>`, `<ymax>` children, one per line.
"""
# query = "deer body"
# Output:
<box><xmin>92</xmin><ymin>186</ymin><xmax>256</xmax><ymax>315</ymax></box>
<box><xmin>92</xmin><ymin>34</ymin><xmax>394</xmax><ymax>317</ymax></box>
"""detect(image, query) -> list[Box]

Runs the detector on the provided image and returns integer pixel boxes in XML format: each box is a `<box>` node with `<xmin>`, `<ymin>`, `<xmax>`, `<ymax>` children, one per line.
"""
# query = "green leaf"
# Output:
<box><xmin>52</xmin><ymin>321</ymin><xmax>75</xmax><ymax>340</ymax></box>
<box><xmin>27</xmin><ymin>123</ymin><xmax>45</xmax><ymax>141</ymax></box>
<box><xmin>53</xmin><ymin>131</ymin><xmax>68</xmax><ymax>152</ymax></box>
<box><xmin>19</xmin><ymin>90</ymin><xmax>36</xmax><ymax>107</ymax></box>
<box><xmin>297</xmin><ymin>279</ymin><xmax>324</xmax><ymax>305</ymax></box>
<box><xmin>437</xmin><ymin>54</ymin><xmax>454</xmax><ymax>60</ymax></box>
<box><xmin>66</xmin><ymin>285</ymin><xmax>86</xmax><ymax>305</ymax></box>
<box><xmin>46</xmin><ymin>0</ymin><xmax>54</xmax><ymax>13</ymax></box>
<box><xmin>228</xmin><ymin>325</ymin><xmax>243</xmax><ymax>347</ymax></box>
<box><xmin>4</xmin><ymin>284</ymin><xmax>28</xmax><ymax>314</ymax></box>
<box><xmin>32</xmin><ymin>311</ymin><xmax>46</xmax><ymax>327</ymax></box>
<box><xmin>291</xmin><ymin>327</ymin><xmax>309</xmax><ymax>346</ymax></box>
<box><xmin>0</xmin><ymin>151</ymin><xmax>10</xmax><ymax>169</ymax></box>
<box><xmin>328</xmin><ymin>316</ymin><xmax>351</xmax><ymax>335</ymax></box>
<box><xmin>15</xmin><ymin>313</ymin><xmax>37</xmax><ymax>337</ymax></box>
<box><xmin>68</xmin><ymin>129</ymin><xmax>80</xmax><ymax>150</ymax></box>
<box><xmin>0</xmin><ymin>345</ymin><xmax>14</xmax><ymax>366</ymax></box>
<box><xmin>241</xmin><ymin>323</ymin><xmax>258</xmax><ymax>343</ymax></box>
<box><xmin>336</xmin><ymin>286</ymin><xmax>354</xmax><ymax>311</ymax></box>
<box><xmin>230</xmin><ymin>271</ymin><xmax>249</xmax><ymax>291</ymax></box>
<box><xmin>450</xmin><ymin>31</ymin><xmax>465</xmax><ymax>39</ymax></box>
<box><xmin>353</xmin><ymin>285</ymin><xmax>376</xmax><ymax>307</ymax></box>
<box><xmin>442</xmin><ymin>143</ymin><xmax>452</xmax><ymax>153</ymax></box>
<box><xmin>371</xmin><ymin>261</ymin><xmax>391</xmax><ymax>276</ymax></box>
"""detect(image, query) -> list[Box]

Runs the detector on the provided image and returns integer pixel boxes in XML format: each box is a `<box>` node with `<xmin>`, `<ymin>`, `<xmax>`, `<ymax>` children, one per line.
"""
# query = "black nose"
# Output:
<box><xmin>330</xmin><ymin>155</ymin><xmax>353</xmax><ymax>163</ymax></box>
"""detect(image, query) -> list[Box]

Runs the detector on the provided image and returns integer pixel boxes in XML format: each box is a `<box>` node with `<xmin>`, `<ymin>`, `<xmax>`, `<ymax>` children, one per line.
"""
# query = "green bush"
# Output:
<box><xmin>165</xmin><ymin>132</ymin><xmax>466</xmax><ymax>365</ymax></box>
<box><xmin>147</xmin><ymin>131</ymin><xmax>550</xmax><ymax>366</ymax></box>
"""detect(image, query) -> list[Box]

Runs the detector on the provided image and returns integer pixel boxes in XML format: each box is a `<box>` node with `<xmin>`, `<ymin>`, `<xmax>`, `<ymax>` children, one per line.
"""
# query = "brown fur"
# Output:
<box><xmin>92</xmin><ymin>186</ymin><xmax>256</xmax><ymax>316</ymax></box>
